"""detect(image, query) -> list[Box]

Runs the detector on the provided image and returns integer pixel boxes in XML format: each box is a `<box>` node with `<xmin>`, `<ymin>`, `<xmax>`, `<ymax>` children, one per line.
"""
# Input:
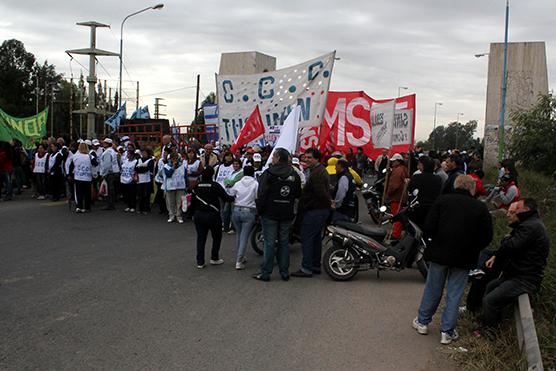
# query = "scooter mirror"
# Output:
<box><xmin>363</xmin><ymin>183</ymin><xmax>369</xmax><ymax>188</ymax></box>
<box><xmin>413</xmin><ymin>189</ymin><xmax>419</xmax><ymax>196</ymax></box>
<box><xmin>382</xmin><ymin>168</ymin><xmax>387</xmax><ymax>174</ymax></box>
<box><xmin>379</xmin><ymin>206</ymin><xmax>387</xmax><ymax>212</ymax></box>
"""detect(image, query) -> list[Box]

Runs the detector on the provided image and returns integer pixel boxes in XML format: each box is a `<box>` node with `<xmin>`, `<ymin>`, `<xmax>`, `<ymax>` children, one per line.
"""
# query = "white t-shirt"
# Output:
<box><xmin>71</xmin><ymin>152</ymin><xmax>93</xmax><ymax>182</ymax></box>
<box><xmin>33</xmin><ymin>153</ymin><xmax>47</xmax><ymax>174</ymax></box>
<box><xmin>120</xmin><ymin>158</ymin><xmax>138</xmax><ymax>184</ymax></box>
<box><xmin>214</xmin><ymin>163</ymin><xmax>234</xmax><ymax>188</ymax></box>
<box><xmin>230</xmin><ymin>176</ymin><xmax>258</xmax><ymax>208</ymax></box>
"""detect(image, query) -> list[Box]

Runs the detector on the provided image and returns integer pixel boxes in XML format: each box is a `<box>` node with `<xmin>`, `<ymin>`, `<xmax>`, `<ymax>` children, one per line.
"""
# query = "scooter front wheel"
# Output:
<box><xmin>323</xmin><ymin>243</ymin><xmax>358</xmax><ymax>281</ymax></box>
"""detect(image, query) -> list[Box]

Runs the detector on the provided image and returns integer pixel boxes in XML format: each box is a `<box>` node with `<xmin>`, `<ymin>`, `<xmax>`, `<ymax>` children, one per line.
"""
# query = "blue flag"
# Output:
<box><xmin>105</xmin><ymin>102</ymin><xmax>126</xmax><ymax>129</ymax></box>
<box><xmin>130</xmin><ymin>105</ymin><xmax>150</xmax><ymax>119</ymax></box>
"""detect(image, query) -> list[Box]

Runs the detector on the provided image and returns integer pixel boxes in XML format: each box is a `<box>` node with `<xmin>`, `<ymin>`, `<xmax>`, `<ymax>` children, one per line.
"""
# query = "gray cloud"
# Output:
<box><xmin>0</xmin><ymin>0</ymin><xmax>554</xmax><ymax>141</ymax></box>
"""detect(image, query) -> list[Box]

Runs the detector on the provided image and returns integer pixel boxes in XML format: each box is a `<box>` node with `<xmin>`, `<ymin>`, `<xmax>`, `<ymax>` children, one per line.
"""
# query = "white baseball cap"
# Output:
<box><xmin>292</xmin><ymin>157</ymin><xmax>300</xmax><ymax>165</ymax></box>
<box><xmin>103</xmin><ymin>138</ymin><xmax>113</xmax><ymax>144</ymax></box>
<box><xmin>92</xmin><ymin>139</ymin><xmax>100</xmax><ymax>146</ymax></box>
<box><xmin>253</xmin><ymin>153</ymin><xmax>262</xmax><ymax>162</ymax></box>
<box><xmin>390</xmin><ymin>153</ymin><xmax>404</xmax><ymax>162</ymax></box>
<box><xmin>84</xmin><ymin>139</ymin><xmax>92</xmax><ymax>146</ymax></box>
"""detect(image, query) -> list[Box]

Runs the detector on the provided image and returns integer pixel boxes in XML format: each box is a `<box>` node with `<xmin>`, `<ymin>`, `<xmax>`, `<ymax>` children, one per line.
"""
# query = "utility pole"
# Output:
<box><xmin>136</xmin><ymin>81</ymin><xmax>140</xmax><ymax>110</ymax></box>
<box><xmin>35</xmin><ymin>77</ymin><xmax>39</xmax><ymax>116</ymax></box>
<box><xmin>69</xmin><ymin>78</ymin><xmax>74</xmax><ymax>140</ymax></box>
<box><xmin>154</xmin><ymin>97</ymin><xmax>166</xmax><ymax>119</ymax></box>
<box><xmin>66</xmin><ymin>22</ymin><xmax>119</xmax><ymax>138</ymax></box>
<box><xmin>194</xmin><ymin>74</ymin><xmax>200</xmax><ymax>123</ymax></box>
<box><xmin>50</xmin><ymin>84</ymin><xmax>55</xmax><ymax>136</ymax></box>
<box><xmin>498</xmin><ymin>0</ymin><xmax>510</xmax><ymax>161</ymax></box>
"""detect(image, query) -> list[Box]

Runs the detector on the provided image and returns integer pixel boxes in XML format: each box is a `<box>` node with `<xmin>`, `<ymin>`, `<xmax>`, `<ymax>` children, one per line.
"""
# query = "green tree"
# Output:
<box><xmin>423</xmin><ymin>120</ymin><xmax>481</xmax><ymax>151</ymax></box>
<box><xmin>510</xmin><ymin>93</ymin><xmax>556</xmax><ymax>177</ymax></box>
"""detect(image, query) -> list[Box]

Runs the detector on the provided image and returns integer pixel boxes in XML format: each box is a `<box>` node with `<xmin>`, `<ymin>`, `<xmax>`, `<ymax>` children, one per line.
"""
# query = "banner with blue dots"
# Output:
<box><xmin>216</xmin><ymin>51</ymin><xmax>336</xmax><ymax>145</ymax></box>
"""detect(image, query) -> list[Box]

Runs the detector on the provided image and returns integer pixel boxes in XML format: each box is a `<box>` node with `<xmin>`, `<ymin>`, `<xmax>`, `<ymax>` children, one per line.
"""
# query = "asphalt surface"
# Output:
<box><xmin>1</xmin><ymin>195</ymin><xmax>455</xmax><ymax>371</ymax></box>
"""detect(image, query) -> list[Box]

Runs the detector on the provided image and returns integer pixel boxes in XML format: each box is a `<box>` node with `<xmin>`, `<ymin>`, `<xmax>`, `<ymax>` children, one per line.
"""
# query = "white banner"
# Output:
<box><xmin>216</xmin><ymin>51</ymin><xmax>335</xmax><ymax>144</ymax></box>
<box><xmin>370</xmin><ymin>100</ymin><xmax>396</xmax><ymax>150</ymax></box>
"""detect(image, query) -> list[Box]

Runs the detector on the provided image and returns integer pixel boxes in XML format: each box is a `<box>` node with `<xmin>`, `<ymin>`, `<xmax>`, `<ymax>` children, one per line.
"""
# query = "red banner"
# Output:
<box><xmin>315</xmin><ymin>92</ymin><xmax>416</xmax><ymax>159</ymax></box>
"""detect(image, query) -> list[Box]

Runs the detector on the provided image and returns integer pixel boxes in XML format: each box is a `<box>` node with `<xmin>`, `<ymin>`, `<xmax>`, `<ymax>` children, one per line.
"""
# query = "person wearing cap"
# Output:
<box><xmin>331</xmin><ymin>159</ymin><xmax>357</xmax><ymax>223</ymax></box>
<box><xmin>252</xmin><ymin>153</ymin><xmax>264</xmax><ymax>180</ymax></box>
<box><xmin>386</xmin><ymin>153</ymin><xmax>409</xmax><ymax>239</ymax></box>
<box><xmin>120</xmin><ymin>146</ymin><xmax>139</xmax><ymax>212</ymax></box>
<box><xmin>291</xmin><ymin>157</ymin><xmax>306</xmax><ymax>187</ymax></box>
<box><xmin>375</xmin><ymin>149</ymin><xmax>389</xmax><ymax>179</ymax></box>
<box><xmin>99</xmin><ymin>138</ymin><xmax>120</xmax><ymax>210</ymax></box>
<box><xmin>160</xmin><ymin>151</ymin><xmax>188</xmax><ymax>223</ymax></box>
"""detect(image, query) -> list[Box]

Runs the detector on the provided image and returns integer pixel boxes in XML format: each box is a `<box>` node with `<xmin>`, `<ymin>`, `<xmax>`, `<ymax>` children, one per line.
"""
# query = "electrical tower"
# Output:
<box><xmin>154</xmin><ymin>97</ymin><xmax>166</xmax><ymax>119</ymax></box>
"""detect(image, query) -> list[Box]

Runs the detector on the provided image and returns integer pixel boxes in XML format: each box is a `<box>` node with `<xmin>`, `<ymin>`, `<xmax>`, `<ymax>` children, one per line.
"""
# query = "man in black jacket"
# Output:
<box><xmin>413</xmin><ymin>175</ymin><xmax>492</xmax><ymax>345</ymax></box>
<box><xmin>481</xmin><ymin>198</ymin><xmax>550</xmax><ymax>327</ymax></box>
<box><xmin>441</xmin><ymin>154</ymin><xmax>464</xmax><ymax>194</ymax></box>
<box><xmin>292</xmin><ymin>147</ymin><xmax>331</xmax><ymax>277</ymax></box>
<box><xmin>408</xmin><ymin>156</ymin><xmax>442</xmax><ymax>230</ymax></box>
<box><xmin>253</xmin><ymin>148</ymin><xmax>301</xmax><ymax>281</ymax></box>
<box><xmin>331</xmin><ymin>159</ymin><xmax>357</xmax><ymax>223</ymax></box>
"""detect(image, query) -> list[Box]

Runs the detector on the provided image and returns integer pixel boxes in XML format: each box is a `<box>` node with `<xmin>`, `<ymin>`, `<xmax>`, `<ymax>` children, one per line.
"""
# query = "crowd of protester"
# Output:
<box><xmin>0</xmin><ymin>136</ymin><xmax>549</xmax><ymax>346</ymax></box>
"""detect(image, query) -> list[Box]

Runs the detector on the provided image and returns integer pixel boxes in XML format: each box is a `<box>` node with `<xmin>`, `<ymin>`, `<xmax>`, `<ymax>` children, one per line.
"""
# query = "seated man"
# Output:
<box><xmin>486</xmin><ymin>174</ymin><xmax>520</xmax><ymax>209</ymax></box>
<box><xmin>481</xmin><ymin>198</ymin><xmax>550</xmax><ymax>328</ymax></box>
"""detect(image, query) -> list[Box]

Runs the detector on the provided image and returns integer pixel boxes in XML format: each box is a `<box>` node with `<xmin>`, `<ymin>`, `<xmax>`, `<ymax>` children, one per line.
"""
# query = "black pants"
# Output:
<box><xmin>35</xmin><ymin>173</ymin><xmax>47</xmax><ymax>196</ymax></box>
<box><xmin>137</xmin><ymin>182</ymin><xmax>151</xmax><ymax>212</ymax></box>
<box><xmin>105</xmin><ymin>173</ymin><xmax>118</xmax><ymax>207</ymax></box>
<box><xmin>154</xmin><ymin>182</ymin><xmax>167</xmax><ymax>214</ymax></box>
<box><xmin>121</xmin><ymin>183</ymin><xmax>137</xmax><ymax>209</ymax></box>
<box><xmin>74</xmin><ymin>180</ymin><xmax>92</xmax><ymax>210</ymax></box>
<box><xmin>482</xmin><ymin>276</ymin><xmax>537</xmax><ymax>328</ymax></box>
<box><xmin>194</xmin><ymin>210</ymin><xmax>222</xmax><ymax>265</ymax></box>
<box><xmin>49</xmin><ymin>173</ymin><xmax>64</xmax><ymax>201</ymax></box>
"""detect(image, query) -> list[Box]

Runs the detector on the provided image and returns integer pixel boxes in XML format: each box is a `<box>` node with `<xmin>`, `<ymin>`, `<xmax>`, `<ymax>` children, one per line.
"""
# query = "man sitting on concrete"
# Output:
<box><xmin>481</xmin><ymin>198</ymin><xmax>550</xmax><ymax>328</ymax></box>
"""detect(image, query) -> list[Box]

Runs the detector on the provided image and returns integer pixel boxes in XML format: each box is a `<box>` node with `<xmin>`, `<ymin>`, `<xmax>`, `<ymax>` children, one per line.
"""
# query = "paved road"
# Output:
<box><xmin>1</xmin><ymin>197</ymin><xmax>454</xmax><ymax>370</ymax></box>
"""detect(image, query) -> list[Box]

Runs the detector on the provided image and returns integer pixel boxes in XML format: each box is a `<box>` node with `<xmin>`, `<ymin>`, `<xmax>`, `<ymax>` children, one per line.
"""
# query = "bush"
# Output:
<box><xmin>453</xmin><ymin>169</ymin><xmax>556</xmax><ymax>370</ymax></box>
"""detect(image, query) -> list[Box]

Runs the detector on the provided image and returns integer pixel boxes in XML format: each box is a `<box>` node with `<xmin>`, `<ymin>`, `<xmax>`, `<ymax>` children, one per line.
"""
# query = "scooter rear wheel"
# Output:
<box><xmin>323</xmin><ymin>242</ymin><xmax>358</xmax><ymax>281</ymax></box>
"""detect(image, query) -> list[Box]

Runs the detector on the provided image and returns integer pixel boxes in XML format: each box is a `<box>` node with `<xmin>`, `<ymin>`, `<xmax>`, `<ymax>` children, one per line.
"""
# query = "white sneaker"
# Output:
<box><xmin>440</xmin><ymin>330</ymin><xmax>459</xmax><ymax>345</ymax></box>
<box><xmin>167</xmin><ymin>217</ymin><xmax>174</xmax><ymax>223</ymax></box>
<box><xmin>235</xmin><ymin>262</ymin><xmax>245</xmax><ymax>270</ymax></box>
<box><xmin>124</xmin><ymin>207</ymin><xmax>130</xmax><ymax>212</ymax></box>
<box><xmin>129</xmin><ymin>208</ymin><xmax>135</xmax><ymax>213</ymax></box>
<box><xmin>37</xmin><ymin>195</ymin><xmax>45</xmax><ymax>200</ymax></box>
<box><xmin>227</xmin><ymin>229</ymin><xmax>235</xmax><ymax>234</ymax></box>
<box><xmin>197</xmin><ymin>264</ymin><xmax>205</xmax><ymax>269</ymax></box>
<box><xmin>210</xmin><ymin>259</ymin><xmax>224</xmax><ymax>265</ymax></box>
<box><xmin>75</xmin><ymin>208</ymin><xmax>81</xmax><ymax>213</ymax></box>
<box><xmin>412</xmin><ymin>317</ymin><xmax>428</xmax><ymax>335</ymax></box>
<box><xmin>177</xmin><ymin>217</ymin><xmax>184</xmax><ymax>224</ymax></box>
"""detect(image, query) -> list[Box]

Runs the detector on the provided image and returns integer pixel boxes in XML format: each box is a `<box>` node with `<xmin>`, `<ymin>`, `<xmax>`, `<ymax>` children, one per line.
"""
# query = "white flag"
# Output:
<box><xmin>265</xmin><ymin>105</ymin><xmax>301</xmax><ymax>168</ymax></box>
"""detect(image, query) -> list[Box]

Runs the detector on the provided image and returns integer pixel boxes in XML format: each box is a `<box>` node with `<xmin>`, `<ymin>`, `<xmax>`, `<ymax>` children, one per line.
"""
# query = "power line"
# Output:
<box><xmin>141</xmin><ymin>86</ymin><xmax>197</xmax><ymax>97</ymax></box>
<box><xmin>95</xmin><ymin>58</ymin><xmax>114</xmax><ymax>79</ymax></box>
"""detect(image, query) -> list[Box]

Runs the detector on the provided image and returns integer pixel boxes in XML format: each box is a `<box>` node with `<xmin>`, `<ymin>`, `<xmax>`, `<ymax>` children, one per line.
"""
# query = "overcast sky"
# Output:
<box><xmin>1</xmin><ymin>0</ymin><xmax>554</xmax><ymax>140</ymax></box>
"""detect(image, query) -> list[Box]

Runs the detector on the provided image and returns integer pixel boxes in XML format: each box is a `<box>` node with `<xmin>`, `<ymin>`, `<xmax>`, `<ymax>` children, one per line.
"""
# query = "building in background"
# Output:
<box><xmin>218</xmin><ymin>51</ymin><xmax>276</xmax><ymax>75</ymax></box>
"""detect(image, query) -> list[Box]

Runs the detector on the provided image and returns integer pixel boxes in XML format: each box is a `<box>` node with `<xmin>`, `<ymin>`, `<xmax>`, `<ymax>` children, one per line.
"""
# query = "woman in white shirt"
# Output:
<box><xmin>69</xmin><ymin>142</ymin><xmax>94</xmax><ymax>212</ymax></box>
<box><xmin>229</xmin><ymin>166</ymin><xmax>259</xmax><ymax>270</ymax></box>
<box><xmin>33</xmin><ymin>144</ymin><xmax>48</xmax><ymax>199</ymax></box>
<box><xmin>160</xmin><ymin>152</ymin><xmax>187</xmax><ymax>223</ymax></box>
<box><xmin>120</xmin><ymin>148</ymin><xmax>138</xmax><ymax>212</ymax></box>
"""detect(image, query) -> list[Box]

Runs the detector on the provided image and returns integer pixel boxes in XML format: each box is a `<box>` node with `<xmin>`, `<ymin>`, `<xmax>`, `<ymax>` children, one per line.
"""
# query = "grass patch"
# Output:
<box><xmin>452</xmin><ymin>169</ymin><xmax>556</xmax><ymax>370</ymax></box>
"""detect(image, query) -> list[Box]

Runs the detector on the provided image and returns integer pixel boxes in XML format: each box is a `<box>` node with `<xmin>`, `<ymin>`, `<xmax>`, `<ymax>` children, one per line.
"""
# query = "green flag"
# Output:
<box><xmin>0</xmin><ymin>108</ymin><xmax>48</xmax><ymax>149</ymax></box>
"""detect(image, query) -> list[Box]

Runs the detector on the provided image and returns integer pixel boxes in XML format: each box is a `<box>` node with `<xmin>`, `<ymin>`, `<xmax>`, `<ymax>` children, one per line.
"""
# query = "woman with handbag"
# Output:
<box><xmin>191</xmin><ymin>166</ymin><xmax>234</xmax><ymax>269</ymax></box>
<box><xmin>160</xmin><ymin>152</ymin><xmax>187</xmax><ymax>223</ymax></box>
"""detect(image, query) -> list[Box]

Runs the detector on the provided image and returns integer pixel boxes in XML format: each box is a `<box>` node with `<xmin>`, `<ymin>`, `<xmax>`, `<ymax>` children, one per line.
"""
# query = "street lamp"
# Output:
<box><xmin>432</xmin><ymin>102</ymin><xmax>443</xmax><ymax>151</ymax></box>
<box><xmin>118</xmin><ymin>4</ymin><xmax>164</xmax><ymax>108</ymax></box>
<box><xmin>397</xmin><ymin>86</ymin><xmax>408</xmax><ymax>97</ymax></box>
<box><xmin>499</xmin><ymin>0</ymin><xmax>510</xmax><ymax>161</ymax></box>
<box><xmin>455</xmin><ymin>112</ymin><xmax>464</xmax><ymax>149</ymax></box>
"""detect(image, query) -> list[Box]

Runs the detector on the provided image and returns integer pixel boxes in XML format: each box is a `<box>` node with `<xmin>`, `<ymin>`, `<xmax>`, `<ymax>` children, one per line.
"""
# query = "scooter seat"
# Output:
<box><xmin>334</xmin><ymin>220</ymin><xmax>387</xmax><ymax>241</ymax></box>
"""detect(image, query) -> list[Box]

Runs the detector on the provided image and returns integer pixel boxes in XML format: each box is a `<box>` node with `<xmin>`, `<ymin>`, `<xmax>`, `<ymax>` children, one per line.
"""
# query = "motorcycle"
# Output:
<box><xmin>361</xmin><ymin>174</ymin><xmax>386</xmax><ymax>224</ymax></box>
<box><xmin>323</xmin><ymin>189</ymin><xmax>429</xmax><ymax>281</ymax></box>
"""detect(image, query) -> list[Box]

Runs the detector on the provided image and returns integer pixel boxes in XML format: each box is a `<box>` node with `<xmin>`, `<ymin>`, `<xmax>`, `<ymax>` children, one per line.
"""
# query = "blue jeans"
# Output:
<box><xmin>221</xmin><ymin>201</ymin><xmax>233</xmax><ymax>231</ymax></box>
<box><xmin>232</xmin><ymin>207</ymin><xmax>256</xmax><ymax>263</ymax></box>
<box><xmin>417</xmin><ymin>262</ymin><xmax>469</xmax><ymax>333</ymax></box>
<box><xmin>300</xmin><ymin>209</ymin><xmax>330</xmax><ymax>273</ymax></box>
<box><xmin>261</xmin><ymin>217</ymin><xmax>292</xmax><ymax>279</ymax></box>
